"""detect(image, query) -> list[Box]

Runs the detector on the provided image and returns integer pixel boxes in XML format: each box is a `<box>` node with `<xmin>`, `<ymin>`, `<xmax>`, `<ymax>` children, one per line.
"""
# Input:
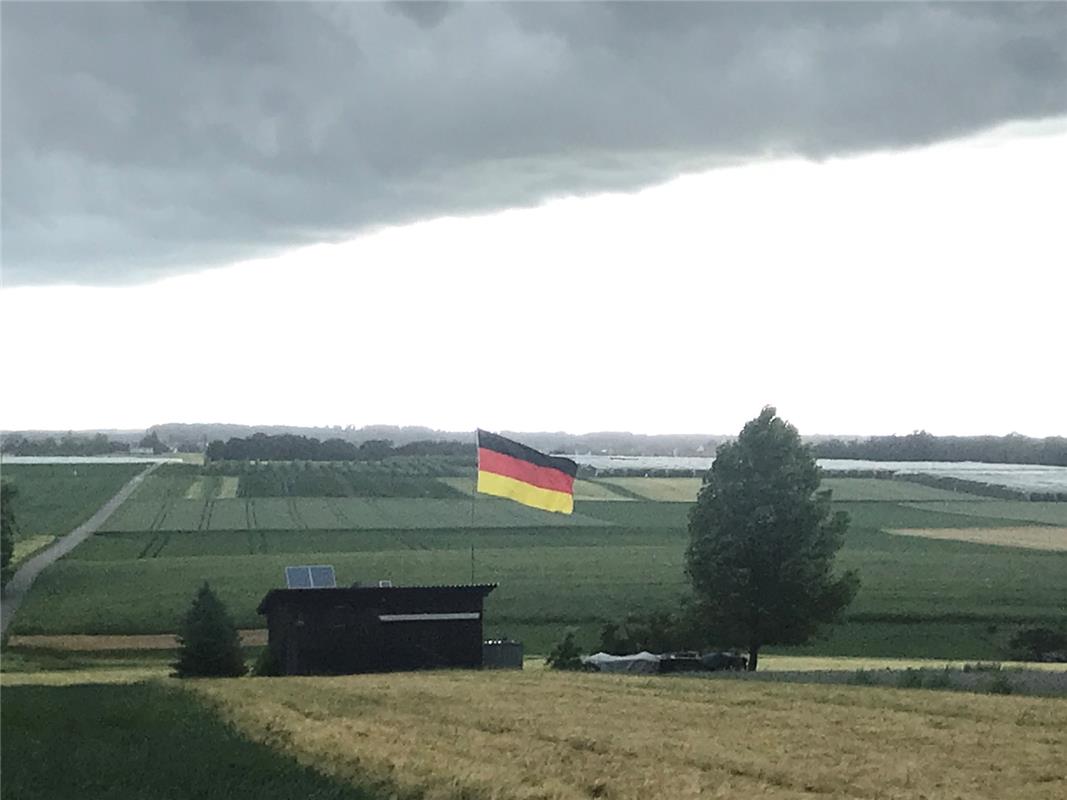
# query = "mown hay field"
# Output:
<box><xmin>600</xmin><ymin>476</ymin><xmax>704</xmax><ymax>501</ymax></box>
<box><xmin>888</xmin><ymin>526</ymin><xmax>1067</xmax><ymax>552</ymax></box>
<box><xmin>193</xmin><ymin>670</ymin><xmax>1067</xmax><ymax>800</ymax></box>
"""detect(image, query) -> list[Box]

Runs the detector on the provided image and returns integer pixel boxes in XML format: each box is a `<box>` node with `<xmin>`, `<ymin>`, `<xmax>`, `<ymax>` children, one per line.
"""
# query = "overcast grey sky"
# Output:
<box><xmin>1</xmin><ymin>2</ymin><xmax>1065</xmax><ymax>436</ymax></box>
<box><xmin>3</xmin><ymin>1</ymin><xmax>1065</xmax><ymax>286</ymax></box>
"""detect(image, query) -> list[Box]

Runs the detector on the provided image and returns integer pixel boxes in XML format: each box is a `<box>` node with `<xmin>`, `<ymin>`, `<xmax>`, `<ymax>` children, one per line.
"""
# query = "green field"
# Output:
<box><xmin>0</xmin><ymin>463</ymin><xmax>144</xmax><ymax>538</ymax></box>
<box><xmin>903</xmin><ymin>500</ymin><xmax>1067</xmax><ymax>526</ymax></box>
<box><xmin>100</xmin><ymin>496</ymin><xmax>608</xmax><ymax>532</ymax></box>
<box><xmin>7</xmin><ymin>465</ymin><xmax>1067</xmax><ymax>658</ymax></box>
<box><xmin>11</xmin><ymin>490</ymin><xmax>1067</xmax><ymax>657</ymax></box>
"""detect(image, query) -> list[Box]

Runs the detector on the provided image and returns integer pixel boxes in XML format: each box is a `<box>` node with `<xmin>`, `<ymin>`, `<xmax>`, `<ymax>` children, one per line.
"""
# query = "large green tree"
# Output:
<box><xmin>686</xmin><ymin>407</ymin><xmax>859</xmax><ymax>670</ymax></box>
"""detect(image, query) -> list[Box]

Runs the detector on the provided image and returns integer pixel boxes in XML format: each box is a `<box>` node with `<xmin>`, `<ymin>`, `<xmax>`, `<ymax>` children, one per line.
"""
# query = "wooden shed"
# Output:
<box><xmin>257</xmin><ymin>583</ymin><xmax>497</xmax><ymax>675</ymax></box>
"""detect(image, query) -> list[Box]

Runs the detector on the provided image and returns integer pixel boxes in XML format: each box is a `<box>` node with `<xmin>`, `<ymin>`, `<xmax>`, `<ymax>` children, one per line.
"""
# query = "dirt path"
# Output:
<box><xmin>1</xmin><ymin>462</ymin><xmax>161</xmax><ymax>637</ymax></box>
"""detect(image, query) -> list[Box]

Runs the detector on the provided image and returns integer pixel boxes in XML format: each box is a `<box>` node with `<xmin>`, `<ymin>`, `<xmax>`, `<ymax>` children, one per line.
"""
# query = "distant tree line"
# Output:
<box><xmin>811</xmin><ymin>432</ymin><xmax>1067</xmax><ymax>467</ymax></box>
<box><xmin>1</xmin><ymin>433</ymin><xmax>130</xmax><ymax>457</ymax></box>
<box><xmin>205</xmin><ymin>433</ymin><xmax>475</xmax><ymax>462</ymax></box>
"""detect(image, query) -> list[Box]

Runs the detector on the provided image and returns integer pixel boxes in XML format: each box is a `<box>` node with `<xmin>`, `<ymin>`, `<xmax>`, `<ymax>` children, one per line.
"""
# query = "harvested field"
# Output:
<box><xmin>5</xmin><ymin>630</ymin><xmax>268</xmax><ymax>651</ymax></box>
<box><xmin>601</xmin><ymin>477</ymin><xmax>703</xmax><ymax>501</ymax></box>
<box><xmin>196</xmin><ymin>670</ymin><xmax>1067</xmax><ymax>800</ymax></box>
<box><xmin>888</xmin><ymin>526</ymin><xmax>1067</xmax><ymax>551</ymax></box>
<box><xmin>217</xmin><ymin>476</ymin><xmax>240</xmax><ymax>498</ymax></box>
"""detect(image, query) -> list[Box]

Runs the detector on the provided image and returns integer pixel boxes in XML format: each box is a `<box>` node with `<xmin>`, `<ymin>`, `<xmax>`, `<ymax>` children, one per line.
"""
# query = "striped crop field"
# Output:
<box><xmin>192</xmin><ymin>671</ymin><xmax>1067</xmax><ymax>800</ymax></box>
<box><xmin>887</xmin><ymin>527</ymin><xmax>1067</xmax><ymax>552</ymax></box>
<box><xmin>902</xmin><ymin>501</ymin><xmax>1067</xmax><ymax>526</ymax></box>
<box><xmin>100</xmin><ymin>497</ymin><xmax>608</xmax><ymax>532</ymax></box>
<box><xmin>439</xmin><ymin>476</ymin><xmax>630</xmax><ymax>501</ymax></box>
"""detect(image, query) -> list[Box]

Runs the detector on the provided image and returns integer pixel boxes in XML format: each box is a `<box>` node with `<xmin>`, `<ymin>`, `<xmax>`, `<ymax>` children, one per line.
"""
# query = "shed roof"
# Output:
<box><xmin>257</xmin><ymin>583</ymin><xmax>497</xmax><ymax>615</ymax></box>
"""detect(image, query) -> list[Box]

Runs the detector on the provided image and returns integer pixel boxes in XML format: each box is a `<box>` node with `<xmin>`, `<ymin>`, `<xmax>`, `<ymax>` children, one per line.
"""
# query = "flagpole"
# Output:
<box><xmin>471</xmin><ymin>428</ymin><xmax>478</xmax><ymax>527</ymax></box>
<box><xmin>470</xmin><ymin>429</ymin><xmax>477</xmax><ymax>584</ymax></box>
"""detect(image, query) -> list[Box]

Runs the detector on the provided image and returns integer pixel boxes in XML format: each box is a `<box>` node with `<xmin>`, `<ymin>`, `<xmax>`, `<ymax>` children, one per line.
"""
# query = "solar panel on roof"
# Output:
<box><xmin>285</xmin><ymin>565</ymin><xmax>336</xmax><ymax>589</ymax></box>
<box><xmin>309</xmin><ymin>565</ymin><xmax>337</xmax><ymax>588</ymax></box>
<box><xmin>285</xmin><ymin>566</ymin><xmax>312</xmax><ymax>589</ymax></box>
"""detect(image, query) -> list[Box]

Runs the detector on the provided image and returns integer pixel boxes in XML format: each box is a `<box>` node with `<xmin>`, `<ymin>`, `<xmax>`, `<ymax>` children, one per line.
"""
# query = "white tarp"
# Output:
<box><xmin>582</xmin><ymin>651</ymin><xmax>661</xmax><ymax>674</ymax></box>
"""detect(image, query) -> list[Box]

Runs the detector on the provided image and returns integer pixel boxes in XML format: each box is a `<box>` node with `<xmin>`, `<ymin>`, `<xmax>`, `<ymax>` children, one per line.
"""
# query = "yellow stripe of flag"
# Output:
<box><xmin>476</xmin><ymin>471</ymin><xmax>574</xmax><ymax>514</ymax></box>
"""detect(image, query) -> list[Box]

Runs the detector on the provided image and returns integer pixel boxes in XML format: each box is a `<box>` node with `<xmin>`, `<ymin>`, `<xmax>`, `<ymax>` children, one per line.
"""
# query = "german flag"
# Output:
<box><xmin>476</xmin><ymin>430</ymin><xmax>578</xmax><ymax>514</ymax></box>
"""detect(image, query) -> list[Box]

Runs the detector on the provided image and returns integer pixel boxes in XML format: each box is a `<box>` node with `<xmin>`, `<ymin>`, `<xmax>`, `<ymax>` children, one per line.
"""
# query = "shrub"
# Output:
<box><xmin>848</xmin><ymin>669</ymin><xmax>875</xmax><ymax>686</ymax></box>
<box><xmin>924</xmin><ymin>668</ymin><xmax>953</xmax><ymax>690</ymax></box>
<box><xmin>251</xmin><ymin>647</ymin><xmax>281</xmax><ymax>677</ymax></box>
<box><xmin>546</xmin><ymin>631</ymin><xmax>584</xmax><ymax>671</ymax></box>
<box><xmin>986</xmin><ymin>673</ymin><xmax>1014</xmax><ymax>695</ymax></box>
<box><xmin>896</xmin><ymin>669</ymin><xmax>925</xmax><ymax>689</ymax></box>
<box><xmin>1008</xmin><ymin>627</ymin><xmax>1067</xmax><ymax>662</ymax></box>
<box><xmin>173</xmin><ymin>582</ymin><xmax>247</xmax><ymax>678</ymax></box>
<box><xmin>963</xmin><ymin>662</ymin><xmax>1001</xmax><ymax>673</ymax></box>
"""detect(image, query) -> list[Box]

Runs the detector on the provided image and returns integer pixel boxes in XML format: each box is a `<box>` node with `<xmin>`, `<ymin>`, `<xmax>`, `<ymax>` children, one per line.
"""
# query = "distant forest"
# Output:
<box><xmin>810</xmin><ymin>432</ymin><xmax>1067</xmax><ymax>467</ymax></box>
<box><xmin>0</xmin><ymin>433</ymin><xmax>130</xmax><ymax>457</ymax></box>
<box><xmin>205</xmin><ymin>434</ymin><xmax>474</xmax><ymax>462</ymax></box>
<box><xmin>3</xmin><ymin>426</ymin><xmax>1064</xmax><ymax>467</ymax></box>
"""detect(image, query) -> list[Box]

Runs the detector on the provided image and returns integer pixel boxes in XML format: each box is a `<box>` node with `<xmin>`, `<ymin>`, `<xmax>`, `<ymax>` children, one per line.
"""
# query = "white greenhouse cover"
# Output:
<box><xmin>582</xmin><ymin>651</ymin><xmax>662</xmax><ymax>674</ymax></box>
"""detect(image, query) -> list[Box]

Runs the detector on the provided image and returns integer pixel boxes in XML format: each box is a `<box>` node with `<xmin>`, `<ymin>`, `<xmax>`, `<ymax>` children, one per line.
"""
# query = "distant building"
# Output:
<box><xmin>257</xmin><ymin>584</ymin><xmax>497</xmax><ymax>675</ymax></box>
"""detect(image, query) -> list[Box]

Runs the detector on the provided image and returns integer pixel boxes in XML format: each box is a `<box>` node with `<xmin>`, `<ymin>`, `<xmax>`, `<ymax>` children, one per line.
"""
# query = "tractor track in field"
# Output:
<box><xmin>1</xmin><ymin>462</ymin><xmax>163</xmax><ymax>637</ymax></box>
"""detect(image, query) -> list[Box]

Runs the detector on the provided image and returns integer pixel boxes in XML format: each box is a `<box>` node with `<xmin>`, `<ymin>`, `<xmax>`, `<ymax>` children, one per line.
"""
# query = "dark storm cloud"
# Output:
<box><xmin>3</xmin><ymin>2</ymin><xmax>1065</xmax><ymax>286</ymax></box>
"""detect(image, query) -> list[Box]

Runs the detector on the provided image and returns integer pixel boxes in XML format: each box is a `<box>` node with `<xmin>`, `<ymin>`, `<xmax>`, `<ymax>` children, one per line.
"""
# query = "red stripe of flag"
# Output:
<box><xmin>477</xmin><ymin>448</ymin><xmax>575</xmax><ymax>494</ymax></box>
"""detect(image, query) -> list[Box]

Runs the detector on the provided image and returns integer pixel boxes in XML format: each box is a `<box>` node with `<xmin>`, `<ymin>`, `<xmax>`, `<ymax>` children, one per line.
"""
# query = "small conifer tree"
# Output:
<box><xmin>546</xmin><ymin>630</ymin><xmax>584</xmax><ymax>671</ymax></box>
<box><xmin>1</xmin><ymin>481</ymin><xmax>19</xmax><ymax>587</ymax></box>
<box><xmin>174</xmin><ymin>582</ymin><xmax>247</xmax><ymax>677</ymax></box>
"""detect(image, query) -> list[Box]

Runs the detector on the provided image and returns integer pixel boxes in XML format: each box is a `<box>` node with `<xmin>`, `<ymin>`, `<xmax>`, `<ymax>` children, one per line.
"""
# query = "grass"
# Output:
<box><xmin>0</xmin><ymin>463</ymin><xmax>144</xmax><ymax>538</ymax></box>
<box><xmin>193</xmin><ymin>670</ymin><xmax>1067</xmax><ymax>800</ymax></box>
<box><xmin>1</xmin><ymin>683</ymin><xmax>373</xmax><ymax>799</ymax></box>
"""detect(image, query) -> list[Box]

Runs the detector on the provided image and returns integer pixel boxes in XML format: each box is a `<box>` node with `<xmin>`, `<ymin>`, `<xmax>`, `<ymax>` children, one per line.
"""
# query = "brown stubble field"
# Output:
<box><xmin>195</xmin><ymin>669</ymin><xmax>1067</xmax><ymax>800</ymax></box>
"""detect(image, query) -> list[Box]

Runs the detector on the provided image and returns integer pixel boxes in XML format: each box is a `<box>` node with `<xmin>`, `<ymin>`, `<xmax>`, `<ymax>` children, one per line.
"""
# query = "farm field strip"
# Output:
<box><xmin>903</xmin><ymin>500</ymin><xmax>1067</xmax><ymax>526</ymax></box>
<box><xmin>438</xmin><ymin>476</ymin><xmax>632</xmax><ymax>501</ymax></box>
<box><xmin>196</xmin><ymin>671</ymin><xmax>1067</xmax><ymax>800</ymax></box>
<box><xmin>600</xmin><ymin>477</ymin><xmax>704</xmax><ymax>501</ymax></box>
<box><xmin>596</xmin><ymin>477</ymin><xmax>998</xmax><ymax>503</ymax></box>
<box><xmin>102</xmin><ymin>497</ymin><xmax>608</xmax><ymax>532</ymax></box>
<box><xmin>0</xmin><ymin>463</ymin><xmax>145</xmax><ymax>538</ymax></box>
<box><xmin>887</xmin><ymin>526</ymin><xmax>1067</xmax><ymax>552</ymax></box>
<box><xmin>14</xmin><ymin>523</ymin><xmax>1067</xmax><ymax>646</ymax></box>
